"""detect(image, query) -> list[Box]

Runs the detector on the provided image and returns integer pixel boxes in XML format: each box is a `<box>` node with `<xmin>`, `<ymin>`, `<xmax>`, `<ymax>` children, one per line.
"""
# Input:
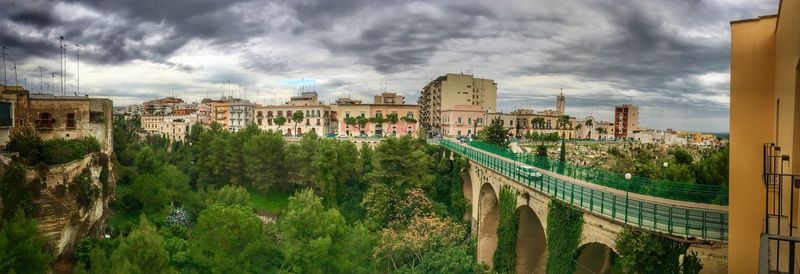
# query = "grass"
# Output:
<box><xmin>248</xmin><ymin>188</ymin><xmax>292</xmax><ymax>214</ymax></box>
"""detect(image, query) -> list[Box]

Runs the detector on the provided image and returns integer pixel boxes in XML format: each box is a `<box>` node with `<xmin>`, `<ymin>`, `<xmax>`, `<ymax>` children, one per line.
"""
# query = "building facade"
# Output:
<box><xmin>335</xmin><ymin>93</ymin><xmax>419</xmax><ymax>137</ymax></box>
<box><xmin>141</xmin><ymin>114</ymin><xmax>198</xmax><ymax>142</ymax></box>
<box><xmin>729</xmin><ymin>1</ymin><xmax>799</xmax><ymax>272</ymax></box>
<box><xmin>209</xmin><ymin>97</ymin><xmax>255</xmax><ymax>132</ymax></box>
<box><xmin>143</xmin><ymin>96</ymin><xmax>184</xmax><ymax>115</ymax></box>
<box><xmin>419</xmin><ymin>73</ymin><xmax>497</xmax><ymax>136</ymax></box>
<box><xmin>440</xmin><ymin>104</ymin><xmax>487</xmax><ymax>137</ymax></box>
<box><xmin>0</xmin><ymin>85</ymin><xmax>114</xmax><ymax>152</ymax></box>
<box><xmin>614</xmin><ymin>104</ymin><xmax>639</xmax><ymax>139</ymax></box>
<box><xmin>255</xmin><ymin>92</ymin><xmax>335</xmax><ymax>136</ymax></box>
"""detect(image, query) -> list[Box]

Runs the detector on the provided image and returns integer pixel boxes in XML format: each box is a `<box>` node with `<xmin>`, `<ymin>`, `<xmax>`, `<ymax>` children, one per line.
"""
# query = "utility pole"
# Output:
<box><xmin>1</xmin><ymin>45</ymin><xmax>8</xmax><ymax>85</ymax></box>
<box><xmin>59</xmin><ymin>36</ymin><xmax>64</xmax><ymax>95</ymax></box>
<box><xmin>74</xmin><ymin>44</ymin><xmax>81</xmax><ymax>94</ymax></box>
<box><xmin>13</xmin><ymin>63</ymin><xmax>17</xmax><ymax>85</ymax></box>
<box><xmin>38</xmin><ymin>66</ymin><xmax>43</xmax><ymax>93</ymax></box>
<box><xmin>51</xmin><ymin>72</ymin><xmax>55</xmax><ymax>94</ymax></box>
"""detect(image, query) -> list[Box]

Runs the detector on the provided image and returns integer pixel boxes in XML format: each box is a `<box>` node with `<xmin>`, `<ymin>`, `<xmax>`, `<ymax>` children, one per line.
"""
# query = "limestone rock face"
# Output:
<box><xmin>23</xmin><ymin>153</ymin><xmax>115</xmax><ymax>259</ymax></box>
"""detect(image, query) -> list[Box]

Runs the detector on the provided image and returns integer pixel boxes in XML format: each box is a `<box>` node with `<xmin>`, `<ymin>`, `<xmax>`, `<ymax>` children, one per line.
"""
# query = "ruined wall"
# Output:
<box><xmin>21</xmin><ymin>152</ymin><xmax>115</xmax><ymax>258</ymax></box>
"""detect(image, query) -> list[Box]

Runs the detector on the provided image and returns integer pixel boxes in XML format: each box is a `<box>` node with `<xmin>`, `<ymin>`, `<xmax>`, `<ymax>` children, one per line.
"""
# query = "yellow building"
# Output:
<box><xmin>419</xmin><ymin>73</ymin><xmax>497</xmax><ymax>136</ymax></box>
<box><xmin>729</xmin><ymin>1</ymin><xmax>799</xmax><ymax>273</ymax></box>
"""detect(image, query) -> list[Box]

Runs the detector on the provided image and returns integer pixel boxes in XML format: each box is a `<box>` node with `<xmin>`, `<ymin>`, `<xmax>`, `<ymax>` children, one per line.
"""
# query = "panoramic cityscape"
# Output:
<box><xmin>0</xmin><ymin>0</ymin><xmax>797</xmax><ymax>274</ymax></box>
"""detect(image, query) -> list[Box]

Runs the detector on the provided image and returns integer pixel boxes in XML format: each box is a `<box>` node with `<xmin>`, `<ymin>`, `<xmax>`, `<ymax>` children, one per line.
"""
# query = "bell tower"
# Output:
<box><xmin>556</xmin><ymin>88</ymin><xmax>566</xmax><ymax>115</ymax></box>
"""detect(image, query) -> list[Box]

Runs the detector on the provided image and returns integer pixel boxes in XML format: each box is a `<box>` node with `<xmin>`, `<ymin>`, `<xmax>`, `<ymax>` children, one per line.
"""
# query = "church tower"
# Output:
<box><xmin>556</xmin><ymin>88</ymin><xmax>566</xmax><ymax>115</ymax></box>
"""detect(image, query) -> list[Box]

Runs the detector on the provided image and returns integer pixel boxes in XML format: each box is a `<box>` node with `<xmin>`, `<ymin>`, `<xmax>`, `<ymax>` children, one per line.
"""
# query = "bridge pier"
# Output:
<box><xmin>515</xmin><ymin>205</ymin><xmax>548</xmax><ymax>274</ymax></box>
<box><xmin>478</xmin><ymin>183</ymin><xmax>500</xmax><ymax>267</ymax></box>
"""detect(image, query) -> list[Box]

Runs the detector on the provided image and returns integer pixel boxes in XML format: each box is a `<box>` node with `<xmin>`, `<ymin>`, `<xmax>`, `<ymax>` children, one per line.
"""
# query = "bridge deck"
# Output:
<box><xmin>442</xmin><ymin>139</ymin><xmax>728</xmax><ymax>242</ymax></box>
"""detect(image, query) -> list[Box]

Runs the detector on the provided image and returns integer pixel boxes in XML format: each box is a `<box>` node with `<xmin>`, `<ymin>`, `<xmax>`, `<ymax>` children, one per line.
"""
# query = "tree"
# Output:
<box><xmin>189</xmin><ymin>204</ymin><xmax>266</xmax><ymax>274</ymax></box>
<box><xmin>367</xmin><ymin>137</ymin><xmax>434</xmax><ymax>191</ymax></box>
<box><xmin>156</xmin><ymin>165</ymin><xmax>191</xmax><ymax>206</ymax></box>
<box><xmin>356</xmin><ymin>116</ymin><xmax>368</xmax><ymax>136</ymax></box>
<box><xmin>615</xmin><ymin>228</ymin><xmax>700</xmax><ymax>274</ymax></box>
<box><xmin>532</xmin><ymin>117</ymin><xmax>545</xmax><ymax>130</ymax></box>
<box><xmin>133</xmin><ymin>146</ymin><xmax>162</xmax><ymax>174</ymax></box>
<box><xmin>693</xmin><ymin>145</ymin><xmax>729</xmax><ymax>186</ymax></box>
<box><xmin>0</xmin><ymin>210</ymin><xmax>52</xmax><ymax>274</ymax></box>
<box><xmin>274</xmin><ymin>116</ymin><xmax>287</xmax><ymax>132</ymax></box>
<box><xmin>109</xmin><ymin>216</ymin><xmax>173</xmax><ymax>274</ymax></box>
<box><xmin>131</xmin><ymin>174</ymin><xmax>169</xmax><ymax>214</ymax></box>
<box><xmin>584</xmin><ymin>119</ymin><xmax>593</xmax><ymax>139</ymax></box>
<box><xmin>243</xmin><ymin>132</ymin><xmax>288</xmax><ymax>193</ymax></box>
<box><xmin>0</xmin><ymin>163</ymin><xmax>37</xmax><ymax>220</ymax></box>
<box><xmin>312</xmin><ymin>140</ymin><xmax>359</xmax><ymax>207</ymax></box>
<box><xmin>373</xmin><ymin>214</ymin><xmax>467</xmax><ymax>271</ymax></box>
<box><xmin>671</xmin><ymin>148</ymin><xmax>694</xmax><ymax>165</ymax></box>
<box><xmin>480</xmin><ymin>116</ymin><xmax>509</xmax><ymax>147</ymax></box>
<box><xmin>559</xmin><ymin>137</ymin><xmax>566</xmax><ymax>162</ymax></box>
<box><xmin>279</xmin><ymin>189</ymin><xmax>363</xmax><ymax>274</ymax></box>
<box><xmin>556</xmin><ymin>115</ymin><xmax>570</xmax><ymax>130</ymax></box>
<box><xmin>208</xmin><ymin>185</ymin><xmax>250</xmax><ymax>207</ymax></box>
<box><xmin>291</xmin><ymin>111</ymin><xmax>305</xmax><ymax>136</ymax></box>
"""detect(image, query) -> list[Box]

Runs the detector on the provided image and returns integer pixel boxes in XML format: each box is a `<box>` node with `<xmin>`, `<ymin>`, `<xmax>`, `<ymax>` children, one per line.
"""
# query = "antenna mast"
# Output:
<box><xmin>1</xmin><ymin>45</ymin><xmax>7</xmax><ymax>85</ymax></box>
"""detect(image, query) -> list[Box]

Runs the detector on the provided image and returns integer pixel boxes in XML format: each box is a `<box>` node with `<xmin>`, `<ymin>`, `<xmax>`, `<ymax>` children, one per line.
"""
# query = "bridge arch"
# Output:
<box><xmin>573</xmin><ymin>242</ymin><xmax>617</xmax><ymax>274</ymax></box>
<box><xmin>461</xmin><ymin>169</ymin><xmax>473</xmax><ymax>221</ymax></box>
<box><xmin>515</xmin><ymin>204</ymin><xmax>548</xmax><ymax>273</ymax></box>
<box><xmin>478</xmin><ymin>182</ymin><xmax>499</xmax><ymax>267</ymax></box>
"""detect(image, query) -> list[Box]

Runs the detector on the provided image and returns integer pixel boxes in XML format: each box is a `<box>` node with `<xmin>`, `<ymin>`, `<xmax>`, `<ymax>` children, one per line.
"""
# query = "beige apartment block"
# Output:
<box><xmin>419</xmin><ymin>73</ymin><xmax>497</xmax><ymax>135</ymax></box>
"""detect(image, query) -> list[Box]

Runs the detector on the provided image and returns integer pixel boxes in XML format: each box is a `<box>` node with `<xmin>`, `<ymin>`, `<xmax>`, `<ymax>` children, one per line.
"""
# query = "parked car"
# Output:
<box><xmin>517</xmin><ymin>165</ymin><xmax>543</xmax><ymax>181</ymax></box>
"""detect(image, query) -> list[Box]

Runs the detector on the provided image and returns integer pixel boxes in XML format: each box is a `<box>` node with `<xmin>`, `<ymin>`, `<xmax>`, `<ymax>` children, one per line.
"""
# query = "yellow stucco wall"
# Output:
<box><xmin>729</xmin><ymin>15</ymin><xmax>777</xmax><ymax>274</ymax></box>
<box><xmin>774</xmin><ymin>1</ymin><xmax>800</xmax><ymax>174</ymax></box>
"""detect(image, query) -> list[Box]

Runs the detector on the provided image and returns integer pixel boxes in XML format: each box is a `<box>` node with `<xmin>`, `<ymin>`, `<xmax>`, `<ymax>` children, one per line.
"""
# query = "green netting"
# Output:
<box><xmin>440</xmin><ymin>139</ymin><xmax>728</xmax><ymax>241</ymax></box>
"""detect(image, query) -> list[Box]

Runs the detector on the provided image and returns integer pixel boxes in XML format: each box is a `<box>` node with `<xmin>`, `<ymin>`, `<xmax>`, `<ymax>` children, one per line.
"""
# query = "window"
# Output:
<box><xmin>89</xmin><ymin>111</ymin><xmax>104</xmax><ymax>123</ymax></box>
<box><xmin>278</xmin><ymin>111</ymin><xmax>283</xmax><ymax>116</ymax></box>
<box><xmin>468</xmin><ymin>117</ymin><xmax>472</xmax><ymax>125</ymax></box>
<box><xmin>376</xmin><ymin>111</ymin><xmax>383</xmax><ymax>119</ymax></box>
<box><xmin>0</xmin><ymin>102</ymin><xmax>12</xmax><ymax>127</ymax></box>
<box><xmin>36</xmin><ymin>112</ymin><xmax>54</xmax><ymax>129</ymax></box>
<box><xmin>406</xmin><ymin>112</ymin><xmax>413</xmax><ymax>119</ymax></box>
<box><xmin>66</xmin><ymin>112</ymin><xmax>76</xmax><ymax>129</ymax></box>
<box><xmin>457</xmin><ymin>116</ymin><xmax>462</xmax><ymax>124</ymax></box>
<box><xmin>345</xmin><ymin>112</ymin><xmax>351</xmax><ymax>119</ymax></box>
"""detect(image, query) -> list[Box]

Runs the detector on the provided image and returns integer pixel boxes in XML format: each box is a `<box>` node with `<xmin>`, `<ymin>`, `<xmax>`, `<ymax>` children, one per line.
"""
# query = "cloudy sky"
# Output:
<box><xmin>0</xmin><ymin>0</ymin><xmax>779</xmax><ymax>132</ymax></box>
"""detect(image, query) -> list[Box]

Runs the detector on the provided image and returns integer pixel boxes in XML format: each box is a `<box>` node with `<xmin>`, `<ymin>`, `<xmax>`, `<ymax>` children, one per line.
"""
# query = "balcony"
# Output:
<box><xmin>760</xmin><ymin>144</ymin><xmax>800</xmax><ymax>274</ymax></box>
<box><xmin>35</xmin><ymin>118</ymin><xmax>55</xmax><ymax>130</ymax></box>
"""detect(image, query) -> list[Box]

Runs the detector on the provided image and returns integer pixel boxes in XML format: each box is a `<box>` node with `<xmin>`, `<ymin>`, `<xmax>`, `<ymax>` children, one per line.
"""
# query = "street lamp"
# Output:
<box><xmin>624</xmin><ymin>173</ymin><xmax>632</xmax><ymax>180</ymax></box>
<box><xmin>663</xmin><ymin>162</ymin><xmax>669</xmax><ymax>168</ymax></box>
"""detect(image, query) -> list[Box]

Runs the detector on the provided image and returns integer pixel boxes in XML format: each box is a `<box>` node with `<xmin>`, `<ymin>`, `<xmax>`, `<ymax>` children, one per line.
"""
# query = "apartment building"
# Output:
<box><xmin>419</xmin><ymin>73</ymin><xmax>497</xmax><ymax>136</ymax></box>
<box><xmin>729</xmin><ymin>1</ymin><xmax>799</xmax><ymax>272</ymax></box>
<box><xmin>143</xmin><ymin>96</ymin><xmax>184</xmax><ymax>115</ymax></box>
<box><xmin>335</xmin><ymin>93</ymin><xmax>419</xmax><ymax>137</ymax></box>
<box><xmin>255</xmin><ymin>92</ymin><xmax>335</xmax><ymax>136</ymax></box>
<box><xmin>209</xmin><ymin>97</ymin><xmax>255</xmax><ymax>132</ymax></box>
<box><xmin>141</xmin><ymin>114</ymin><xmax>198</xmax><ymax>142</ymax></box>
<box><xmin>614</xmin><ymin>104</ymin><xmax>639</xmax><ymax>139</ymax></box>
<box><xmin>0</xmin><ymin>85</ymin><xmax>114</xmax><ymax>152</ymax></box>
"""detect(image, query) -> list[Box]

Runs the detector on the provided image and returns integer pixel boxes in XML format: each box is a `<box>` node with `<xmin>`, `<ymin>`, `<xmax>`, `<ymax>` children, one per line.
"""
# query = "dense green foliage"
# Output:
<box><xmin>7</xmin><ymin>126</ymin><xmax>100</xmax><ymax>165</ymax></box>
<box><xmin>604</xmin><ymin>144</ymin><xmax>729</xmax><ymax>186</ymax></box>
<box><xmin>615</xmin><ymin>228</ymin><xmax>702</xmax><ymax>274</ymax></box>
<box><xmin>0</xmin><ymin>210</ymin><xmax>52</xmax><ymax>274</ymax></box>
<box><xmin>0</xmin><ymin>163</ymin><xmax>38</xmax><ymax>219</ymax></box>
<box><xmin>493</xmin><ymin>186</ymin><xmax>519</xmax><ymax>273</ymax></box>
<box><xmin>77</xmin><ymin>117</ymin><xmax>477</xmax><ymax>273</ymax></box>
<box><xmin>545</xmin><ymin>200</ymin><xmax>583</xmax><ymax>274</ymax></box>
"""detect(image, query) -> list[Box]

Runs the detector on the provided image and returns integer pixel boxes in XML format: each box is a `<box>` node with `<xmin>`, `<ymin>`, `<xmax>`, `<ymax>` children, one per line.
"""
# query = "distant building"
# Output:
<box><xmin>0</xmin><ymin>85</ymin><xmax>114</xmax><ymax>152</ymax></box>
<box><xmin>614</xmin><ymin>104</ymin><xmax>639</xmax><ymax>139</ymax></box>
<box><xmin>141</xmin><ymin>114</ymin><xmax>198</xmax><ymax>142</ymax></box>
<box><xmin>209</xmin><ymin>97</ymin><xmax>254</xmax><ymax>132</ymax></box>
<box><xmin>143</xmin><ymin>96</ymin><xmax>184</xmax><ymax>115</ymax></box>
<box><xmin>419</xmin><ymin>73</ymin><xmax>497</xmax><ymax>136</ymax></box>
<box><xmin>256</xmin><ymin>92</ymin><xmax>335</xmax><ymax>136</ymax></box>
<box><xmin>374</xmin><ymin>92</ymin><xmax>405</xmax><ymax>104</ymax></box>
<box><xmin>334</xmin><ymin>92</ymin><xmax>419</xmax><ymax>137</ymax></box>
<box><xmin>576</xmin><ymin>116</ymin><xmax>614</xmax><ymax>140</ymax></box>
<box><xmin>556</xmin><ymin>89</ymin><xmax>566</xmax><ymax>115</ymax></box>
<box><xmin>483</xmin><ymin>93</ymin><xmax>578</xmax><ymax>139</ymax></box>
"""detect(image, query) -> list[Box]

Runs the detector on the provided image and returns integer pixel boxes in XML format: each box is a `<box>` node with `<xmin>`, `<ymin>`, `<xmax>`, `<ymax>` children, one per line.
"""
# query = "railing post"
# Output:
<box><xmin>638</xmin><ymin>201</ymin><xmax>643</xmax><ymax>227</ymax></box>
<box><xmin>624</xmin><ymin>193</ymin><xmax>629</xmax><ymax>223</ymax></box>
<box><xmin>590</xmin><ymin>189</ymin><xmax>594</xmax><ymax>212</ymax></box>
<box><xmin>601</xmin><ymin>192</ymin><xmax>605</xmax><ymax>215</ymax></box>
<box><xmin>570</xmin><ymin>184</ymin><xmax>575</xmax><ymax>205</ymax></box>
<box><xmin>702</xmin><ymin>211</ymin><xmax>707</xmax><ymax>239</ymax></box>
<box><xmin>612</xmin><ymin>195</ymin><xmax>616</xmax><ymax>220</ymax></box>
<box><xmin>668</xmin><ymin>207</ymin><xmax>673</xmax><ymax>234</ymax></box>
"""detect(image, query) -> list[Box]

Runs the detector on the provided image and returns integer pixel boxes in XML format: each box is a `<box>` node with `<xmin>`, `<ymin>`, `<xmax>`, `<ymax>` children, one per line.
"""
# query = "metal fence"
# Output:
<box><xmin>467</xmin><ymin>140</ymin><xmax>728</xmax><ymax>205</ymax></box>
<box><xmin>442</xmin><ymin>139</ymin><xmax>728</xmax><ymax>241</ymax></box>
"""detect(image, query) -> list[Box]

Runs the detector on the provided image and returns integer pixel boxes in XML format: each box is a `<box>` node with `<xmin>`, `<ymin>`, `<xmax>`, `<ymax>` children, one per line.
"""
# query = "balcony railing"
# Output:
<box><xmin>760</xmin><ymin>144</ymin><xmax>800</xmax><ymax>274</ymax></box>
<box><xmin>35</xmin><ymin>118</ymin><xmax>55</xmax><ymax>130</ymax></box>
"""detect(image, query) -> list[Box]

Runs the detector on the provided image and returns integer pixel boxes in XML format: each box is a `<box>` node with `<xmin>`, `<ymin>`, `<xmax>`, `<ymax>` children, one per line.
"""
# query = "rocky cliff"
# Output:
<box><xmin>20</xmin><ymin>152</ymin><xmax>115</xmax><ymax>259</ymax></box>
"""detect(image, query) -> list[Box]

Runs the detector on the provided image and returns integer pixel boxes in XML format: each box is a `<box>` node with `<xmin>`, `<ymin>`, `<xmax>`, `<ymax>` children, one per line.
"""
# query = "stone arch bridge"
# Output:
<box><xmin>442</xmin><ymin>139</ymin><xmax>729</xmax><ymax>273</ymax></box>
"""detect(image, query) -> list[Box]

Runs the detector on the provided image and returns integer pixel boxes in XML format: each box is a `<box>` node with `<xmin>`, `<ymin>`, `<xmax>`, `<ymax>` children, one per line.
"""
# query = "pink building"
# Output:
<box><xmin>440</xmin><ymin>104</ymin><xmax>488</xmax><ymax>137</ymax></box>
<box><xmin>334</xmin><ymin>94</ymin><xmax>419</xmax><ymax>137</ymax></box>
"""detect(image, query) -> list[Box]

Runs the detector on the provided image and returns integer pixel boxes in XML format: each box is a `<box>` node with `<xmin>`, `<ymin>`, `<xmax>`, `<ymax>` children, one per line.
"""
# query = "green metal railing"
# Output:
<box><xmin>468</xmin><ymin>141</ymin><xmax>728</xmax><ymax>205</ymax></box>
<box><xmin>441</xmin><ymin>139</ymin><xmax>728</xmax><ymax>241</ymax></box>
